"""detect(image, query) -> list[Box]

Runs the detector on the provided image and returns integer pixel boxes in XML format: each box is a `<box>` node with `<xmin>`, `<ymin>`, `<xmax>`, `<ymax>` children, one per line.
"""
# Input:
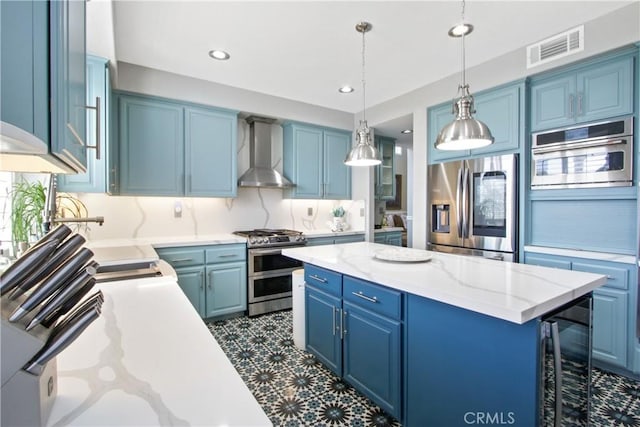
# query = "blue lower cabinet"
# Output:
<box><xmin>205</xmin><ymin>262</ymin><xmax>247</xmax><ymax>318</ymax></box>
<box><xmin>306</xmin><ymin>234</ymin><xmax>365</xmax><ymax>246</ymax></box>
<box><xmin>175</xmin><ymin>266</ymin><xmax>205</xmax><ymax>315</ymax></box>
<box><xmin>304</xmin><ymin>264</ymin><xmax>402</xmax><ymax>421</ymax></box>
<box><xmin>374</xmin><ymin>231</ymin><xmax>402</xmax><ymax>246</ymax></box>
<box><xmin>305</xmin><ymin>286</ymin><xmax>342</xmax><ymax>375</ymax></box>
<box><xmin>343</xmin><ymin>302</ymin><xmax>401</xmax><ymax>418</ymax></box>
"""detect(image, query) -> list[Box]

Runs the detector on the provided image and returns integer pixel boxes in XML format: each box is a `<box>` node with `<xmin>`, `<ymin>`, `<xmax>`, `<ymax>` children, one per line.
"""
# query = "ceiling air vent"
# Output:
<box><xmin>527</xmin><ymin>25</ymin><xmax>584</xmax><ymax>69</ymax></box>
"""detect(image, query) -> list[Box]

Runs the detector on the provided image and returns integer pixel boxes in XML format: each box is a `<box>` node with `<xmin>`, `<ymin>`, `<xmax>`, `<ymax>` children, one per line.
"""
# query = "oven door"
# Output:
<box><xmin>248</xmin><ymin>247</ymin><xmax>303</xmax><ymax>276</ymax></box>
<box><xmin>248</xmin><ymin>271</ymin><xmax>294</xmax><ymax>303</ymax></box>
<box><xmin>531</xmin><ymin>138</ymin><xmax>633</xmax><ymax>189</ymax></box>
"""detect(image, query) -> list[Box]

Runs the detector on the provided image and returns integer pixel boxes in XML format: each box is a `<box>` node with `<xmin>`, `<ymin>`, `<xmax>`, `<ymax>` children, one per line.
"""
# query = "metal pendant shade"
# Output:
<box><xmin>345</xmin><ymin>22</ymin><xmax>381</xmax><ymax>167</ymax></box>
<box><xmin>435</xmin><ymin>1</ymin><xmax>494</xmax><ymax>151</ymax></box>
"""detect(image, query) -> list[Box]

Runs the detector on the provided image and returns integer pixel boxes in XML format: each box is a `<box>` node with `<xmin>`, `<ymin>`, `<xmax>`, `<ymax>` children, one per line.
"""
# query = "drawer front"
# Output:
<box><xmin>304</xmin><ymin>264</ymin><xmax>342</xmax><ymax>297</ymax></box>
<box><xmin>205</xmin><ymin>244</ymin><xmax>246</xmax><ymax>264</ymax></box>
<box><xmin>572</xmin><ymin>262</ymin><xmax>629</xmax><ymax>290</ymax></box>
<box><xmin>156</xmin><ymin>247</ymin><xmax>205</xmax><ymax>267</ymax></box>
<box><xmin>343</xmin><ymin>276</ymin><xmax>402</xmax><ymax>320</ymax></box>
<box><xmin>523</xmin><ymin>253</ymin><xmax>571</xmax><ymax>270</ymax></box>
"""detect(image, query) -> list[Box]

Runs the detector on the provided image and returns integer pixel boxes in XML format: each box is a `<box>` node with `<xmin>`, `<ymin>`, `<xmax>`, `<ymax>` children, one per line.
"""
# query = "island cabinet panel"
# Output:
<box><xmin>156</xmin><ymin>244</ymin><xmax>247</xmax><ymax>319</ymax></box>
<box><xmin>524</xmin><ymin>252</ymin><xmax>635</xmax><ymax>371</ymax></box>
<box><xmin>530</xmin><ymin>53</ymin><xmax>634</xmax><ymax>131</ymax></box>
<box><xmin>304</xmin><ymin>265</ymin><xmax>402</xmax><ymax>420</ymax></box>
<box><xmin>405</xmin><ymin>293</ymin><xmax>539</xmax><ymax>426</ymax></box>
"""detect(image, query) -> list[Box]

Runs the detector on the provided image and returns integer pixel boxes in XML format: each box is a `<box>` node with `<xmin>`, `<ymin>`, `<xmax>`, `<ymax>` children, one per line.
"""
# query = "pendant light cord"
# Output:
<box><xmin>460</xmin><ymin>0</ymin><xmax>466</xmax><ymax>91</ymax></box>
<box><xmin>361</xmin><ymin>26</ymin><xmax>366</xmax><ymax>122</ymax></box>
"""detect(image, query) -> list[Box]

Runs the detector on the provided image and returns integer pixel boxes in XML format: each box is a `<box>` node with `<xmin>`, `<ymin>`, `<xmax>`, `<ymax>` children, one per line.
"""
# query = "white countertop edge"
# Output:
<box><xmin>87</xmin><ymin>234</ymin><xmax>247</xmax><ymax>249</ymax></box>
<box><xmin>524</xmin><ymin>245</ymin><xmax>637</xmax><ymax>265</ymax></box>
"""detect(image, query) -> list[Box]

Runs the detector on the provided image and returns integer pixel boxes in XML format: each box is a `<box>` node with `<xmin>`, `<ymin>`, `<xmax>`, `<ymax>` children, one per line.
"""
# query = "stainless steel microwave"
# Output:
<box><xmin>531</xmin><ymin>117</ymin><xmax>634</xmax><ymax>189</ymax></box>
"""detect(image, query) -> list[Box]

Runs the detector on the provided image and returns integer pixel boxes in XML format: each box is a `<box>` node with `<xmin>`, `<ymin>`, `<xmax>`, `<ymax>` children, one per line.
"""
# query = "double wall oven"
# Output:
<box><xmin>233</xmin><ymin>229</ymin><xmax>307</xmax><ymax>316</ymax></box>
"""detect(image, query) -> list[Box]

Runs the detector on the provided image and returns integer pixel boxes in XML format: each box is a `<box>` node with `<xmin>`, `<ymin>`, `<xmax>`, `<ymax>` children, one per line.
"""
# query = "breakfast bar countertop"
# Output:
<box><xmin>282</xmin><ymin>242</ymin><xmax>607</xmax><ymax>324</ymax></box>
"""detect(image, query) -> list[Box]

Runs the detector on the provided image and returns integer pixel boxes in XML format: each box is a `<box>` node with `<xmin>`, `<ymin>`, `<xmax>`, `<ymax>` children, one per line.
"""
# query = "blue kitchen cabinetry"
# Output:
<box><xmin>50</xmin><ymin>0</ymin><xmax>88</xmax><ymax>170</ymax></box>
<box><xmin>304</xmin><ymin>265</ymin><xmax>402</xmax><ymax>419</ymax></box>
<box><xmin>156</xmin><ymin>244</ymin><xmax>246</xmax><ymax>318</ymax></box>
<box><xmin>375</xmin><ymin>136</ymin><xmax>395</xmax><ymax>200</ymax></box>
<box><xmin>283</xmin><ymin>122</ymin><xmax>352</xmax><ymax>199</ymax></box>
<box><xmin>530</xmin><ymin>52</ymin><xmax>634</xmax><ymax>131</ymax></box>
<box><xmin>1</xmin><ymin>0</ymin><xmax>49</xmax><ymax>144</ymax></box>
<box><xmin>116</xmin><ymin>92</ymin><xmax>238</xmax><ymax>197</ymax></box>
<box><xmin>58</xmin><ymin>55</ymin><xmax>111</xmax><ymax>193</ymax></box>
<box><xmin>374</xmin><ymin>230</ymin><xmax>402</xmax><ymax>246</ymax></box>
<box><xmin>306</xmin><ymin>234</ymin><xmax>365</xmax><ymax>246</ymax></box>
<box><xmin>427</xmin><ymin>80</ymin><xmax>524</xmax><ymax>164</ymax></box>
<box><xmin>523</xmin><ymin>252</ymin><xmax>636</xmax><ymax>371</ymax></box>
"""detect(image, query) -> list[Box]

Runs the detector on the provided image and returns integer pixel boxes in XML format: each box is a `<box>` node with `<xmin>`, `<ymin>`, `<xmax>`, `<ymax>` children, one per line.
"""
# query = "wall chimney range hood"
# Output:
<box><xmin>237</xmin><ymin>116</ymin><xmax>294</xmax><ymax>188</ymax></box>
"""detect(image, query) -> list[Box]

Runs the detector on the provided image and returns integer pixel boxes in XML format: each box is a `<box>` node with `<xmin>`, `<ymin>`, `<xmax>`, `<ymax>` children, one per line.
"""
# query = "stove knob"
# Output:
<box><xmin>261</xmin><ymin>238</ymin><xmax>268</xmax><ymax>244</ymax></box>
<box><xmin>300</xmin><ymin>236</ymin><xmax>306</xmax><ymax>242</ymax></box>
<box><xmin>249</xmin><ymin>238</ymin><xmax>256</xmax><ymax>244</ymax></box>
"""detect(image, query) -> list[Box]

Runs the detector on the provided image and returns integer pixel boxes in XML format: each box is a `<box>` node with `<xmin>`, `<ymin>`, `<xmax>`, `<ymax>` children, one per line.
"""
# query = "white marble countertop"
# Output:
<box><xmin>524</xmin><ymin>245</ymin><xmax>637</xmax><ymax>265</ymax></box>
<box><xmin>46</xmin><ymin>277</ymin><xmax>271</xmax><ymax>426</ymax></box>
<box><xmin>304</xmin><ymin>227</ymin><xmax>403</xmax><ymax>239</ymax></box>
<box><xmin>87</xmin><ymin>234</ymin><xmax>247</xmax><ymax>249</ymax></box>
<box><xmin>282</xmin><ymin>242</ymin><xmax>607</xmax><ymax>325</ymax></box>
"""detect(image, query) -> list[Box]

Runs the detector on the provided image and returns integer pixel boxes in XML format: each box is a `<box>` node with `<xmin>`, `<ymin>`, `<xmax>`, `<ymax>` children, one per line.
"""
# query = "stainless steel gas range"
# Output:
<box><xmin>233</xmin><ymin>229</ymin><xmax>307</xmax><ymax>316</ymax></box>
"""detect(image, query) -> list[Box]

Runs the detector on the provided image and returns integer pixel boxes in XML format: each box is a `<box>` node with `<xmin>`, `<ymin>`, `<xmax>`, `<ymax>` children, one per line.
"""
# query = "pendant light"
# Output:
<box><xmin>345</xmin><ymin>22</ymin><xmax>381</xmax><ymax>167</ymax></box>
<box><xmin>435</xmin><ymin>0</ymin><xmax>494</xmax><ymax>151</ymax></box>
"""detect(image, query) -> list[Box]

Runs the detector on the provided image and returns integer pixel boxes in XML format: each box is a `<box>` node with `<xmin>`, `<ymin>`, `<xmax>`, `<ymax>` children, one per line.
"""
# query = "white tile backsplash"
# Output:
<box><xmin>76</xmin><ymin>191</ymin><xmax>364</xmax><ymax>241</ymax></box>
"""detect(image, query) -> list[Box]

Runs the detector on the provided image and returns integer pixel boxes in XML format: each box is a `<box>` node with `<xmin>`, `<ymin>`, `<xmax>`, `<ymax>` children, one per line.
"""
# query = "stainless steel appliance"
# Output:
<box><xmin>233</xmin><ymin>229</ymin><xmax>306</xmax><ymax>316</ymax></box>
<box><xmin>428</xmin><ymin>153</ymin><xmax>518</xmax><ymax>261</ymax></box>
<box><xmin>531</xmin><ymin>116</ymin><xmax>634</xmax><ymax>190</ymax></box>
<box><xmin>540</xmin><ymin>294</ymin><xmax>592</xmax><ymax>426</ymax></box>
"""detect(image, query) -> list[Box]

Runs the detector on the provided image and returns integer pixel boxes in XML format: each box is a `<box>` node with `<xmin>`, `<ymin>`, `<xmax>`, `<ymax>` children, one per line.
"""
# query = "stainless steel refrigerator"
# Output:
<box><xmin>428</xmin><ymin>153</ymin><xmax>518</xmax><ymax>261</ymax></box>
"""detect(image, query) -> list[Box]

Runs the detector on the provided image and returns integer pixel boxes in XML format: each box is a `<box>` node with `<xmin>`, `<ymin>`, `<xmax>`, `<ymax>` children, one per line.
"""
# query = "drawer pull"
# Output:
<box><xmin>309</xmin><ymin>274</ymin><xmax>327</xmax><ymax>283</ymax></box>
<box><xmin>332</xmin><ymin>306</ymin><xmax>337</xmax><ymax>336</ymax></box>
<box><xmin>218</xmin><ymin>254</ymin><xmax>238</xmax><ymax>258</ymax></box>
<box><xmin>170</xmin><ymin>258</ymin><xmax>193</xmax><ymax>263</ymax></box>
<box><xmin>352</xmin><ymin>291</ymin><xmax>378</xmax><ymax>303</ymax></box>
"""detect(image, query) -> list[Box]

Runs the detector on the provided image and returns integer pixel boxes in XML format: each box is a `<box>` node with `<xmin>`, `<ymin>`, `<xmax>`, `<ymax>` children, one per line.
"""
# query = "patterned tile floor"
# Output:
<box><xmin>207</xmin><ymin>310</ymin><xmax>640</xmax><ymax>426</ymax></box>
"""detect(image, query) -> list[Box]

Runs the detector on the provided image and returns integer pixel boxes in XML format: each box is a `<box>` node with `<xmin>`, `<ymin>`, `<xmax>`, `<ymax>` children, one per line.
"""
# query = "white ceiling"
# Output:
<box><xmin>94</xmin><ymin>1</ymin><xmax>635</xmax><ymax>142</ymax></box>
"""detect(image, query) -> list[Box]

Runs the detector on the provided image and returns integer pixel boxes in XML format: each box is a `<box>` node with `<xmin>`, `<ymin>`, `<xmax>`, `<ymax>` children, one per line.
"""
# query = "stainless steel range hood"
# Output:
<box><xmin>237</xmin><ymin>116</ymin><xmax>294</xmax><ymax>188</ymax></box>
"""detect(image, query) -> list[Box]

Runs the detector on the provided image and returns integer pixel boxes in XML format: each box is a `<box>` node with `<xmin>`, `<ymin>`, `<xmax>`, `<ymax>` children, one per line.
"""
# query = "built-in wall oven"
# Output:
<box><xmin>233</xmin><ymin>229</ymin><xmax>306</xmax><ymax>317</ymax></box>
<box><xmin>531</xmin><ymin>116</ymin><xmax>634</xmax><ymax>189</ymax></box>
<box><xmin>428</xmin><ymin>153</ymin><xmax>518</xmax><ymax>262</ymax></box>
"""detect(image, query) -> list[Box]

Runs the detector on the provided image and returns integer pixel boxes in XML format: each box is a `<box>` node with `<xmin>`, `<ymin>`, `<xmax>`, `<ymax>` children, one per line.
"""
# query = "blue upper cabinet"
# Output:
<box><xmin>0</xmin><ymin>0</ymin><xmax>49</xmax><ymax>144</ymax></box>
<box><xmin>375</xmin><ymin>135</ymin><xmax>396</xmax><ymax>200</ymax></box>
<box><xmin>118</xmin><ymin>94</ymin><xmax>184</xmax><ymax>196</ymax></box>
<box><xmin>427</xmin><ymin>80</ymin><xmax>524</xmax><ymax>164</ymax></box>
<box><xmin>116</xmin><ymin>92</ymin><xmax>238</xmax><ymax>197</ymax></box>
<box><xmin>530</xmin><ymin>53</ymin><xmax>634</xmax><ymax>131</ymax></box>
<box><xmin>50</xmin><ymin>0</ymin><xmax>88</xmax><ymax>171</ymax></box>
<box><xmin>283</xmin><ymin>122</ymin><xmax>351</xmax><ymax>199</ymax></box>
<box><xmin>58</xmin><ymin>55</ymin><xmax>110</xmax><ymax>193</ymax></box>
<box><xmin>185</xmin><ymin>107</ymin><xmax>237</xmax><ymax>197</ymax></box>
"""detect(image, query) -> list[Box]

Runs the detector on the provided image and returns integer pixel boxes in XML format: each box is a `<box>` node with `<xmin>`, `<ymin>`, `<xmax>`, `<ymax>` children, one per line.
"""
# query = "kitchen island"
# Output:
<box><xmin>45</xmin><ymin>274</ymin><xmax>271</xmax><ymax>426</ymax></box>
<box><xmin>282</xmin><ymin>242</ymin><xmax>607</xmax><ymax>426</ymax></box>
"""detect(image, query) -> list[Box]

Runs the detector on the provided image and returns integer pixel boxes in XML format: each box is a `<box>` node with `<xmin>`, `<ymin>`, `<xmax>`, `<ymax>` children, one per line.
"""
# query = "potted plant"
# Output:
<box><xmin>331</xmin><ymin>206</ymin><xmax>345</xmax><ymax>231</ymax></box>
<box><xmin>10</xmin><ymin>179</ymin><xmax>46</xmax><ymax>255</ymax></box>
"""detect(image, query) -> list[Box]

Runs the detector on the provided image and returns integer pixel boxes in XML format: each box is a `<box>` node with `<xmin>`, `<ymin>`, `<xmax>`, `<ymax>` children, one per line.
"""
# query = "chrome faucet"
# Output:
<box><xmin>43</xmin><ymin>174</ymin><xmax>104</xmax><ymax>232</ymax></box>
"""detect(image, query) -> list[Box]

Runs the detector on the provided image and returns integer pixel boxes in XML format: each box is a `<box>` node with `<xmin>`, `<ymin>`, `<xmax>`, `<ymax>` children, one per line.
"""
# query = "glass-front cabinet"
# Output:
<box><xmin>375</xmin><ymin>135</ymin><xmax>395</xmax><ymax>200</ymax></box>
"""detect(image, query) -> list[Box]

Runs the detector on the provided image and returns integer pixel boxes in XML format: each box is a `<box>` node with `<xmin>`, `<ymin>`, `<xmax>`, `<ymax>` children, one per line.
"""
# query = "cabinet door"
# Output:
<box><xmin>591</xmin><ymin>288</ymin><xmax>628</xmax><ymax>368</ymax></box>
<box><xmin>530</xmin><ymin>74</ymin><xmax>576</xmax><ymax>131</ymax></box>
<box><xmin>284</xmin><ymin>124</ymin><xmax>323</xmax><ymax>199</ymax></box>
<box><xmin>386</xmin><ymin>233</ymin><xmax>403</xmax><ymax>247</ymax></box>
<box><xmin>205</xmin><ymin>262</ymin><xmax>247</xmax><ymax>318</ymax></box>
<box><xmin>374</xmin><ymin>233</ymin><xmax>386</xmax><ymax>244</ymax></box>
<box><xmin>427</xmin><ymin>102</ymin><xmax>470</xmax><ymax>164</ymax></box>
<box><xmin>576</xmin><ymin>56</ymin><xmax>634</xmax><ymax>123</ymax></box>
<box><xmin>471</xmin><ymin>84</ymin><xmax>521</xmax><ymax>155</ymax></box>
<box><xmin>343</xmin><ymin>302</ymin><xmax>401</xmax><ymax>419</ymax></box>
<box><xmin>523</xmin><ymin>253</ymin><xmax>572</xmax><ymax>270</ymax></box>
<box><xmin>185</xmin><ymin>107</ymin><xmax>237</xmax><ymax>197</ymax></box>
<box><xmin>323</xmin><ymin>130</ymin><xmax>352</xmax><ymax>199</ymax></box>
<box><xmin>0</xmin><ymin>0</ymin><xmax>49</xmax><ymax>144</ymax></box>
<box><xmin>58</xmin><ymin>56</ymin><xmax>109</xmax><ymax>193</ymax></box>
<box><xmin>305</xmin><ymin>286</ymin><xmax>342</xmax><ymax>375</ymax></box>
<box><xmin>375</xmin><ymin>136</ymin><xmax>395</xmax><ymax>200</ymax></box>
<box><xmin>175</xmin><ymin>266</ymin><xmax>206</xmax><ymax>317</ymax></box>
<box><xmin>50</xmin><ymin>0</ymin><xmax>88</xmax><ymax>170</ymax></box>
<box><xmin>118</xmin><ymin>95</ymin><xmax>184</xmax><ymax>195</ymax></box>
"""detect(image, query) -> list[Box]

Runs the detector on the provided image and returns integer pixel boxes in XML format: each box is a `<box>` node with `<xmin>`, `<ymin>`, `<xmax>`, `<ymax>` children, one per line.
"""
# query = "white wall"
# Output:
<box><xmin>362</xmin><ymin>2</ymin><xmax>640</xmax><ymax>249</ymax></box>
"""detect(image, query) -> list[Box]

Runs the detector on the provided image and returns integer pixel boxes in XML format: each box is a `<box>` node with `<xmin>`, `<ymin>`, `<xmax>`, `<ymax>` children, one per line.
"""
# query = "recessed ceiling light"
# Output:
<box><xmin>401</xmin><ymin>129</ymin><xmax>413</xmax><ymax>134</ymax></box>
<box><xmin>338</xmin><ymin>86</ymin><xmax>354</xmax><ymax>93</ymax></box>
<box><xmin>209</xmin><ymin>50</ymin><xmax>230</xmax><ymax>60</ymax></box>
<box><xmin>448</xmin><ymin>23</ymin><xmax>473</xmax><ymax>37</ymax></box>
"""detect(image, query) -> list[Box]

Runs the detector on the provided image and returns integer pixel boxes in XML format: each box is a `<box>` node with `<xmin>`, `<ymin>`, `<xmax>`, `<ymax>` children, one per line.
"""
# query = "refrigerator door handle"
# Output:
<box><xmin>550</xmin><ymin>321</ymin><xmax>563</xmax><ymax>427</ymax></box>
<box><xmin>456</xmin><ymin>168</ymin><xmax>463</xmax><ymax>238</ymax></box>
<box><xmin>462</xmin><ymin>167</ymin><xmax>470</xmax><ymax>238</ymax></box>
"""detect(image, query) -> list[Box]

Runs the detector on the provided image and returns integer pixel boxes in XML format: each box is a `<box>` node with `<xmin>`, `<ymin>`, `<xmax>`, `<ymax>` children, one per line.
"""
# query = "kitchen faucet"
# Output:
<box><xmin>43</xmin><ymin>174</ymin><xmax>104</xmax><ymax>232</ymax></box>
